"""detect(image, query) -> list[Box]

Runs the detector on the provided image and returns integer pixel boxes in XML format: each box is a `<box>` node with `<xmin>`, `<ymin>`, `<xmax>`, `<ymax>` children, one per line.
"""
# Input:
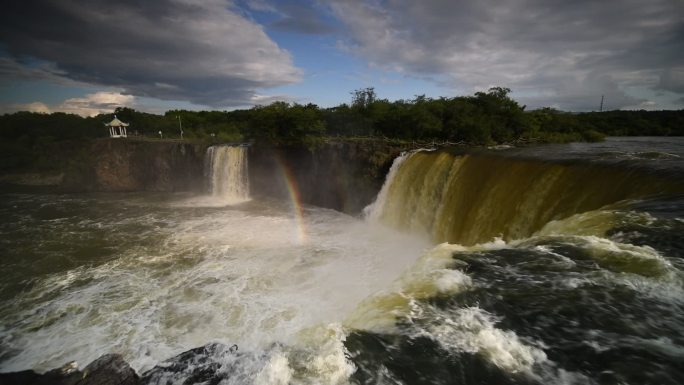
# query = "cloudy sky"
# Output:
<box><xmin>0</xmin><ymin>0</ymin><xmax>682</xmax><ymax>116</ymax></box>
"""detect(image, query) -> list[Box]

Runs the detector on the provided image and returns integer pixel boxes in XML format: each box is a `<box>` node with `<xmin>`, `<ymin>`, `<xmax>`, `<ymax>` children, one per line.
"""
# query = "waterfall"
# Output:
<box><xmin>369</xmin><ymin>150</ymin><xmax>683</xmax><ymax>245</ymax></box>
<box><xmin>363</xmin><ymin>151</ymin><xmax>413</xmax><ymax>220</ymax></box>
<box><xmin>205</xmin><ymin>145</ymin><xmax>250</xmax><ymax>203</ymax></box>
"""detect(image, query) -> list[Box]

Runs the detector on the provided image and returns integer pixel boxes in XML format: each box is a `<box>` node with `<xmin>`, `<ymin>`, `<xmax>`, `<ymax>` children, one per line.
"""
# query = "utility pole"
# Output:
<box><xmin>600</xmin><ymin>95</ymin><xmax>604</xmax><ymax>112</ymax></box>
<box><xmin>177</xmin><ymin>116</ymin><xmax>183</xmax><ymax>139</ymax></box>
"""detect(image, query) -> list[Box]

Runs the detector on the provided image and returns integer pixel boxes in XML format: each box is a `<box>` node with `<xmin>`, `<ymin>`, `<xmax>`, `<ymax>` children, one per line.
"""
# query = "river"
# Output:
<box><xmin>1</xmin><ymin>138</ymin><xmax>683</xmax><ymax>384</ymax></box>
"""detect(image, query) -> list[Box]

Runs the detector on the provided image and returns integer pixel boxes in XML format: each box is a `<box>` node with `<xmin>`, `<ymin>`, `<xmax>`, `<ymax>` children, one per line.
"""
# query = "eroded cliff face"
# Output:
<box><xmin>249</xmin><ymin>140</ymin><xmax>413</xmax><ymax>213</ymax></box>
<box><xmin>59</xmin><ymin>139</ymin><xmax>208</xmax><ymax>192</ymax></box>
<box><xmin>1</xmin><ymin>138</ymin><xmax>410</xmax><ymax>214</ymax></box>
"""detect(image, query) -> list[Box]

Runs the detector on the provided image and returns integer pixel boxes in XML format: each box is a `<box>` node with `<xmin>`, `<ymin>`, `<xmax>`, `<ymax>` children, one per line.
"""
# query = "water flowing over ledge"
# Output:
<box><xmin>205</xmin><ymin>145</ymin><xmax>250</xmax><ymax>204</ymax></box>
<box><xmin>365</xmin><ymin>148</ymin><xmax>684</xmax><ymax>245</ymax></box>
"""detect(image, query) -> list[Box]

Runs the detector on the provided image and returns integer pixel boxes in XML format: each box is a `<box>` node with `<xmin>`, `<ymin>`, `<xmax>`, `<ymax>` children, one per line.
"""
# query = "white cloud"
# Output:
<box><xmin>330</xmin><ymin>0</ymin><xmax>684</xmax><ymax>110</ymax></box>
<box><xmin>10</xmin><ymin>102</ymin><xmax>52</xmax><ymax>114</ymax></box>
<box><xmin>249</xmin><ymin>93</ymin><xmax>300</xmax><ymax>106</ymax></box>
<box><xmin>59</xmin><ymin>92</ymin><xmax>136</xmax><ymax>116</ymax></box>
<box><xmin>2</xmin><ymin>92</ymin><xmax>135</xmax><ymax>117</ymax></box>
<box><xmin>0</xmin><ymin>0</ymin><xmax>302</xmax><ymax>106</ymax></box>
<box><xmin>621</xmin><ymin>100</ymin><xmax>658</xmax><ymax>111</ymax></box>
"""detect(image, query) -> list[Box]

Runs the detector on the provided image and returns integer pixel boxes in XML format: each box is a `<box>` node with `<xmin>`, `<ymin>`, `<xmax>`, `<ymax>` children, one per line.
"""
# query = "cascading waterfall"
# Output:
<box><xmin>2</xmin><ymin>138</ymin><xmax>684</xmax><ymax>385</ymax></box>
<box><xmin>363</xmin><ymin>150</ymin><xmax>415</xmax><ymax>220</ymax></box>
<box><xmin>205</xmin><ymin>145</ymin><xmax>250</xmax><ymax>203</ymax></box>
<box><xmin>350</xmin><ymin>143</ymin><xmax>684</xmax><ymax>384</ymax></box>
<box><xmin>367</xmin><ymin>149</ymin><xmax>684</xmax><ymax>245</ymax></box>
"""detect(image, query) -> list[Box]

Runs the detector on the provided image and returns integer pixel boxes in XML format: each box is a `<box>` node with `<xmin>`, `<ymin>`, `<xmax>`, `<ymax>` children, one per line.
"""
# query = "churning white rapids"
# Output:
<box><xmin>0</xmin><ymin>193</ymin><xmax>430</xmax><ymax>381</ymax></box>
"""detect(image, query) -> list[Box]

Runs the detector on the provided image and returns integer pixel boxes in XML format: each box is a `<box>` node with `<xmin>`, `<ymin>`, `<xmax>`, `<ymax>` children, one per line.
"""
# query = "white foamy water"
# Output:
<box><xmin>408</xmin><ymin>304</ymin><xmax>548</xmax><ymax>374</ymax></box>
<box><xmin>0</xmin><ymin>195</ymin><xmax>429</xmax><ymax>376</ymax></box>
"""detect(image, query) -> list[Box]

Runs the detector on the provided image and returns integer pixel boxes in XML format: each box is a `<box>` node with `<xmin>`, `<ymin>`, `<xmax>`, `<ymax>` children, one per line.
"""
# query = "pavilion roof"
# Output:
<box><xmin>105</xmin><ymin>116</ymin><xmax>129</xmax><ymax>127</ymax></box>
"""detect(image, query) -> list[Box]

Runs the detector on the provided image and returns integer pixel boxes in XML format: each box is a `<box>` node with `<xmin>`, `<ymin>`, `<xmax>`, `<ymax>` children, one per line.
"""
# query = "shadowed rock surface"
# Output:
<box><xmin>0</xmin><ymin>139</ymin><xmax>411</xmax><ymax>214</ymax></box>
<box><xmin>141</xmin><ymin>343</ymin><xmax>239</xmax><ymax>385</ymax></box>
<box><xmin>0</xmin><ymin>354</ymin><xmax>137</xmax><ymax>385</ymax></box>
<box><xmin>0</xmin><ymin>344</ymin><xmax>242</xmax><ymax>385</ymax></box>
<box><xmin>249</xmin><ymin>141</ymin><xmax>412</xmax><ymax>213</ymax></box>
<box><xmin>78</xmin><ymin>354</ymin><xmax>139</xmax><ymax>385</ymax></box>
<box><xmin>61</xmin><ymin>139</ymin><xmax>208</xmax><ymax>193</ymax></box>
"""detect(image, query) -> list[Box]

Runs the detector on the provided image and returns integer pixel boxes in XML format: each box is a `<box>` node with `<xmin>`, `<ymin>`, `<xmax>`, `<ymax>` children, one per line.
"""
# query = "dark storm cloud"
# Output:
<box><xmin>0</xmin><ymin>57</ymin><xmax>70</xmax><ymax>85</ymax></box>
<box><xmin>0</xmin><ymin>0</ymin><xmax>301</xmax><ymax>106</ymax></box>
<box><xmin>246</xmin><ymin>0</ymin><xmax>337</xmax><ymax>35</ymax></box>
<box><xmin>659</xmin><ymin>68</ymin><xmax>684</xmax><ymax>94</ymax></box>
<box><xmin>330</xmin><ymin>0</ymin><xmax>684</xmax><ymax>110</ymax></box>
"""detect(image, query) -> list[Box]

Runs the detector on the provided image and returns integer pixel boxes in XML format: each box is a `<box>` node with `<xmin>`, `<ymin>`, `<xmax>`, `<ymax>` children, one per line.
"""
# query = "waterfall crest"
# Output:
<box><xmin>363</xmin><ymin>151</ymin><xmax>414</xmax><ymax>220</ymax></box>
<box><xmin>205</xmin><ymin>145</ymin><xmax>250</xmax><ymax>203</ymax></box>
<box><xmin>368</xmin><ymin>150</ymin><xmax>684</xmax><ymax>245</ymax></box>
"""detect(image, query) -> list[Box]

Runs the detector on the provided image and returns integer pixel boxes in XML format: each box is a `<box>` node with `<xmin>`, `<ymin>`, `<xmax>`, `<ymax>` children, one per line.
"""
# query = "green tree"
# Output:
<box><xmin>351</xmin><ymin>87</ymin><xmax>377</xmax><ymax>109</ymax></box>
<box><xmin>246</xmin><ymin>102</ymin><xmax>325</xmax><ymax>146</ymax></box>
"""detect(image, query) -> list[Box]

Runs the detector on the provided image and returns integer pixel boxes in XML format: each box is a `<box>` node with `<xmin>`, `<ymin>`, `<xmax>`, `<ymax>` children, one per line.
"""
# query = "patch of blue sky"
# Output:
<box><xmin>0</xmin><ymin>79</ymin><xmax>95</xmax><ymax>105</ymax></box>
<box><xmin>259</xmin><ymin>26</ymin><xmax>454</xmax><ymax>106</ymax></box>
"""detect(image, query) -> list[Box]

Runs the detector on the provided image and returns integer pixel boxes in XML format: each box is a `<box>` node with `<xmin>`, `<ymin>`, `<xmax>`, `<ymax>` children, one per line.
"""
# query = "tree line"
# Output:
<box><xmin>1</xmin><ymin>87</ymin><xmax>683</xmax><ymax>171</ymax></box>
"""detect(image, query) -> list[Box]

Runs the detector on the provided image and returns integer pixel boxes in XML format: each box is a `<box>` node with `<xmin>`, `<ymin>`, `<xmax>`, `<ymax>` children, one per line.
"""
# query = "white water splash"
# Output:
<box><xmin>409</xmin><ymin>305</ymin><xmax>548</xmax><ymax>374</ymax></box>
<box><xmin>254</xmin><ymin>351</ymin><xmax>293</xmax><ymax>385</ymax></box>
<box><xmin>0</xmin><ymin>197</ymin><xmax>429</xmax><ymax>375</ymax></box>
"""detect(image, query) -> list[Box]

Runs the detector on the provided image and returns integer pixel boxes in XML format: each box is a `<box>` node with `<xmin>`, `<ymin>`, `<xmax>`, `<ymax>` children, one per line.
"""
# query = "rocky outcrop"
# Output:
<box><xmin>0</xmin><ymin>138</ymin><xmax>414</xmax><ymax>214</ymax></box>
<box><xmin>0</xmin><ymin>138</ymin><xmax>209</xmax><ymax>193</ymax></box>
<box><xmin>0</xmin><ymin>354</ymin><xmax>138</xmax><ymax>385</ymax></box>
<box><xmin>0</xmin><ymin>344</ymin><xmax>239</xmax><ymax>385</ymax></box>
<box><xmin>79</xmin><ymin>354</ymin><xmax>139</xmax><ymax>385</ymax></box>
<box><xmin>249</xmin><ymin>140</ymin><xmax>413</xmax><ymax>214</ymax></box>
<box><xmin>141</xmin><ymin>343</ymin><xmax>240</xmax><ymax>385</ymax></box>
<box><xmin>60</xmin><ymin>139</ymin><xmax>208</xmax><ymax>192</ymax></box>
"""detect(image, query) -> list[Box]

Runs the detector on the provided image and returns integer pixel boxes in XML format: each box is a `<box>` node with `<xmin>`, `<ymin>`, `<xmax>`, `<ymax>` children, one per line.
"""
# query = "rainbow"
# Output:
<box><xmin>274</xmin><ymin>154</ymin><xmax>308</xmax><ymax>244</ymax></box>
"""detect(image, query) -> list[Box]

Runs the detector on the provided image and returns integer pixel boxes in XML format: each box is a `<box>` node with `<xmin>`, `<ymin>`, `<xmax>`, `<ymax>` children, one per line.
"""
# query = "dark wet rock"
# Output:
<box><xmin>140</xmin><ymin>343</ymin><xmax>239</xmax><ymax>385</ymax></box>
<box><xmin>44</xmin><ymin>361</ymin><xmax>81</xmax><ymax>385</ymax></box>
<box><xmin>0</xmin><ymin>370</ymin><xmax>53</xmax><ymax>385</ymax></box>
<box><xmin>0</xmin><ymin>360</ymin><xmax>81</xmax><ymax>385</ymax></box>
<box><xmin>77</xmin><ymin>354</ymin><xmax>138</xmax><ymax>385</ymax></box>
<box><xmin>249</xmin><ymin>141</ymin><xmax>411</xmax><ymax>214</ymax></box>
<box><xmin>0</xmin><ymin>355</ymin><xmax>139</xmax><ymax>385</ymax></box>
<box><xmin>0</xmin><ymin>344</ymin><xmax>244</xmax><ymax>385</ymax></box>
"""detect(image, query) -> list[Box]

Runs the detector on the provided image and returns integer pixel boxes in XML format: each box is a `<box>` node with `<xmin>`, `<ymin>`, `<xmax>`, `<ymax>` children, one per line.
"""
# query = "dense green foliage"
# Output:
<box><xmin>0</xmin><ymin>112</ymin><xmax>102</xmax><ymax>171</ymax></box>
<box><xmin>1</xmin><ymin>87</ymin><xmax>683</xmax><ymax>171</ymax></box>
